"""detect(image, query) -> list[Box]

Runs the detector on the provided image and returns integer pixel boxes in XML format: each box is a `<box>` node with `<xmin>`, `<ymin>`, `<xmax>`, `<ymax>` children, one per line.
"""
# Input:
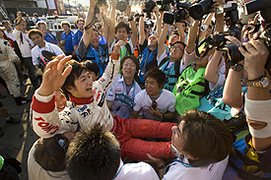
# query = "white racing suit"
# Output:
<box><xmin>0</xmin><ymin>39</ymin><xmax>21</xmax><ymax>98</ymax></box>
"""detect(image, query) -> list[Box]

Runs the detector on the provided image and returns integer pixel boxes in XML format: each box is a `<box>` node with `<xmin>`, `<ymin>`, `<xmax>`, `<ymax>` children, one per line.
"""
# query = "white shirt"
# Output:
<box><xmin>107</xmin><ymin>74</ymin><xmax>141</xmax><ymax>119</ymax></box>
<box><xmin>31</xmin><ymin>41</ymin><xmax>64</xmax><ymax>66</ymax></box>
<box><xmin>5</xmin><ymin>29</ymin><xmax>16</xmax><ymax>41</ymax></box>
<box><xmin>27</xmin><ymin>140</ymin><xmax>71</xmax><ymax>180</ymax></box>
<box><xmin>163</xmin><ymin>156</ymin><xmax>229</xmax><ymax>180</ymax></box>
<box><xmin>115</xmin><ymin>159</ymin><xmax>160</xmax><ymax>180</ymax></box>
<box><xmin>133</xmin><ymin>89</ymin><xmax>176</xmax><ymax>121</ymax></box>
<box><xmin>13</xmin><ymin>29</ymin><xmax>34</xmax><ymax>58</ymax></box>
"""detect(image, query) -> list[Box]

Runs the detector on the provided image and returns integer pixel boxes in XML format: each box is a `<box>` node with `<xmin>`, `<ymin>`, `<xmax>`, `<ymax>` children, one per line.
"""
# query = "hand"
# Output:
<box><xmin>60</xmin><ymin>40</ymin><xmax>65</xmax><ymax>45</ymax></box>
<box><xmin>110</xmin><ymin>0</ymin><xmax>117</xmax><ymax>8</ymax></box>
<box><xmin>145</xmin><ymin>154</ymin><xmax>165</xmax><ymax>167</ymax></box>
<box><xmin>238</xmin><ymin>39</ymin><xmax>269</xmax><ymax>80</ymax></box>
<box><xmin>125</xmin><ymin>5</ymin><xmax>131</xmax><ymax>17</ymax></box>
<box><xmin>37</xmin><ymin>55</ymin><xmax>72</xmax><ymax>96</ymax></box>
<box><xmin>153</xmin><ymin>6</ymin><xmax>159</xmax><ymax>13</ymax></box>
<box><xmin>112</xmin><ymin>40</ymin><xmax>126</xmax><ymax>55</ymax></box>
<box><xmin>212</xmin><ymin>0</ymin><xmax>226</xmax><ymax>12</ymax></box>
<box><xmin>148</xmin><ymin>106</ymin><xmax>163</xmax><ymax>118</ymax></box>
<box><xmin>225</xmin><ymin>35</ymin><xmax>242</xmax><ymax>46</ymax></box>
<box><xmin>140</xmin><ymin>1</ymin><xmax>145</xmax><ymax>13</ymax></box>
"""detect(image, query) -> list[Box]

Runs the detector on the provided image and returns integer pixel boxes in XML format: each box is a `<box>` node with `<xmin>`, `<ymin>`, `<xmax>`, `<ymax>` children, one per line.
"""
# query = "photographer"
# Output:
<box><xmin>237</xmin><ymin>38</ymin><xmax>271</xmax><ymax>178</ymax></box>
<box><xmin>77</xmin><ymin>0</ymin><xmax>110</xmax><ymax>77</ymax></box>
<box><xmin>108</xmin><ymin>2</ymin><xmax>138</xmax><ymax>60</ymax></box>
<box><xmin>173</xmin><ymin>0</ymin><xmax>226</xmax><ymax>115</ymax></box>
<box><xmin>138</xmin><ymin>2</ymin><xmax>161</xmax><ymax>85</ymax></box>
<box><xmin>157</xmin><ymin>20</ymin><xmax>186</xmax><ymax>91</ymax></box>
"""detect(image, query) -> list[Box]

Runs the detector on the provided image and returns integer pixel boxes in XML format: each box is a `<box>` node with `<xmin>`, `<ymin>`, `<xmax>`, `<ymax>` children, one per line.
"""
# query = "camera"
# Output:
<box><xmin>161</xmin><ymin>0</ymin><xmax>190</xmax><ymax>24</ymax></box>
<box><xmin>244</xmin><ymin>0</ymin><xmax>271</xmax><ymax>67</ymax></box>
<box><xmin>117</xmin><ymin>0</ymin><xmax>129</xmax><ymax>12</ymax></box>
<box><xmin>189</xmin><ymin>0</ymin><xmax>213</xmax><ymax>20</ymax></box>
<box><xmin>143</xmin><ymin>0</ymin><xmax>156</xmax><ymax>18</ymax></box>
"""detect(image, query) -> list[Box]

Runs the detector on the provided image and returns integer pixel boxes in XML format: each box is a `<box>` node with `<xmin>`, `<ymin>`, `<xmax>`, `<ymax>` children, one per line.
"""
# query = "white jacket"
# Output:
<box><xmin>32</xmin><ymin>57</ymin><xmax>120</xmax><ymax>138</ymax></box>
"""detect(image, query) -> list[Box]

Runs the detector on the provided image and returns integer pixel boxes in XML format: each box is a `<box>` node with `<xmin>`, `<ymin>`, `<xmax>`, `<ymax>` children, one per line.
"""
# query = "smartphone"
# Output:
<box><xmin>151</xmin><ymin>101</ymin><xmax>157</xmax><ymax>110</ymax></box>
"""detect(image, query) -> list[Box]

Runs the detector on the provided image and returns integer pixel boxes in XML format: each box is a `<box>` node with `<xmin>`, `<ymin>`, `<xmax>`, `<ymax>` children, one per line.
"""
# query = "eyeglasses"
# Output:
<box><xmin>171</xmin><ymin>46</ymin><xmax>183</xmax><ymax>52</ymax></box>
<box><xmin>56</xmin><ymin>137</ymin><xmax>69</xmax><ymax>152</ymax></box>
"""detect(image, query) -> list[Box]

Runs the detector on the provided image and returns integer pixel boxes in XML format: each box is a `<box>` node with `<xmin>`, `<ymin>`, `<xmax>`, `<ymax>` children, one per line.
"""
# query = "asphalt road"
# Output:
<box><xmin>0</xmin><ymin>81</ymin><xmax>38</xmax><ymax>180</ymax></box>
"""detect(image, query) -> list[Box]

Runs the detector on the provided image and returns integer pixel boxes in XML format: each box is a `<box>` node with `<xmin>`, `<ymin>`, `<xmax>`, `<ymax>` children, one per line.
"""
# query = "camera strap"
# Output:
<box><xmin>195</xmin><ymin>20</ymin><xmax>210</xmax><ymax>58</ymax></box>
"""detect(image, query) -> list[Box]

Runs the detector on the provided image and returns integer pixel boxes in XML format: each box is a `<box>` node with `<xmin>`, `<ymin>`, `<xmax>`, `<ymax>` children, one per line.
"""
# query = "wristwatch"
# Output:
<box><xmin>160</xmin><ymin>113</ymin><xmax>164</xmax><ymax>120</ymax></box>
<box><xmin>230</xmin><ymin>63</ymin><xmax>243</xmax><ymax>72</ymax></box>
<box><xmin>246</xmin><ymin>76</ymin><xmax>269</xmax><ymax>88</ymax></box>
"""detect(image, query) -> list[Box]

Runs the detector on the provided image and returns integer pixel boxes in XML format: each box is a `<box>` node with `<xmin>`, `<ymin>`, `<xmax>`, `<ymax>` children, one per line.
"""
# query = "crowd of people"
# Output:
<box><xmin>0</xmin><ymin>0</ymin><xmax>270</xmax><ymax>179</ymax></box>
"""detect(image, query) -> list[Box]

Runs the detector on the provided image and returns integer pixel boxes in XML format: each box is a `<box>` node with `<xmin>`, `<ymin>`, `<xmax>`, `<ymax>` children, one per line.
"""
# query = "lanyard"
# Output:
<box><xmin>142</xmin><ymin>49</ymin><xmax>154</xmax><ymax>73</ymax></box>
<box><xmin>122</xmin><ymin>79</ymin><xmax>136</xmax><ymax>100</ymax></box>
<box><xmin>113</xmin><ymin>164</ymin><xmax>124</xmax><ymax>180</ymax></box>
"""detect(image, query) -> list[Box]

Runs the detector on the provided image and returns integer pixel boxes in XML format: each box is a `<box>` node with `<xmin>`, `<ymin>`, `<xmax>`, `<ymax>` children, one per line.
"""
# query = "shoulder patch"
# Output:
<box><xmin>3</xmin><ymin>41</ymin><xmax>7</xmax><ymax>45</ymax></box>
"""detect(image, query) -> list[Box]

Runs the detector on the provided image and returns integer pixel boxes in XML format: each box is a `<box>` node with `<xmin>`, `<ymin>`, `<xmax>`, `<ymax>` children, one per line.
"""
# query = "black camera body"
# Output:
<box><xmin>189</xmin><ymin>0</ymin><xmax>213</xmax><ymax>20</ymax></box>
<box><xmin>162</xmin><ymin>1</ymin><xmax>190</xmax><ymax>25</ymax></box>
<box><xmin>244</xmin><ymin>0</ymin><xmax>271</xmax><ymax>67</ymax></box>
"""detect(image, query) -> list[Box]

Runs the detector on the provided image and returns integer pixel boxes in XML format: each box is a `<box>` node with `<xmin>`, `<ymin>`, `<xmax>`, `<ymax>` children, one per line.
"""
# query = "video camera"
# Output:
<box><xmin>160</xmin><ymin>0</ymin><xmax>190</xmax><ymax>24</ymax></box>
<box><xmin>142</xmin><ymin>0</ymin><xmax>156</xmax><ymax>18</ymax></box>
<box><xmin>189</xmin><ymin>0</ymin><xmax>213</xmax><ymax>21</ymax></box>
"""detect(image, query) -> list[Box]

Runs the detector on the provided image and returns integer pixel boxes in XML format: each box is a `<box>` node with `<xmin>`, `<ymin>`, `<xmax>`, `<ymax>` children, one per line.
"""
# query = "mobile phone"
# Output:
<box><xmin>151</xmin><ymin>101</ymin><xmax>157</xmax><ymax>110</ymax></box>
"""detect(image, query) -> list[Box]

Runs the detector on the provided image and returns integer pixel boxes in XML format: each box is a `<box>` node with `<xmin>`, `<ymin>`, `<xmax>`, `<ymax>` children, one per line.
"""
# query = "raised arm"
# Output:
<box><xmin>222</xmin><ymin>36</ymin><xmax>243</xmax><ymax>109</ymax></box>
<box><xmin>157</xmin><ymin>22</ymin><xmax>169</xmax><ymax>59</ymax></box>
<box><xmin>96</xmin><ymin>40</ymin><xmax>125</xmax><ymax>92</ymax></box>
<box><xmin>240</xmin><ymin>39</ymin><xmax>271</xmax><ymax>151</ymax></box>
<box><xmin>126</xmin><ymin>5</ymin><xmax>138</xmax><ymax>48</ymax></box>
<box><xmin>139</xmin><ymin>2</ymin><xmax>146</xmax><ymax>45</ymax></box>
<box><xmin>108</xmin><ymin>0</ymin><xmax>117</xmax><ymax>46</ymax></box>
<box><xmin>186</xmin><ymin>20</ymin><xmax>200</xmax><ymax>54</ymax></box>
<box><xmin>176</xmin><ymin>21</ymin><xmax>186</xmax><ymax>43</ymax></box>
<box><xmin>82</xmin><ymin>0</ymin><xmax>98</xmax><ymax>47</ymax></box>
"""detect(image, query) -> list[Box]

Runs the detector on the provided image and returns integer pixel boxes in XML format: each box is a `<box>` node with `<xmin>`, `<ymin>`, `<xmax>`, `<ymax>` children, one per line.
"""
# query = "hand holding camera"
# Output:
<box><xmin>239</xmin><ymin>39</ymin><xmax>269</xmax><ymax>80</ymax></box>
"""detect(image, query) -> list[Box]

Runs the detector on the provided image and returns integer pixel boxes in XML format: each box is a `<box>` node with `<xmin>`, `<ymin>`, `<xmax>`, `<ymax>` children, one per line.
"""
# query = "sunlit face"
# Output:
<box><xmin>170</xmin><ymin>42</ymin><xmax>184</xmax><ymax>60</ymax></box>
<box><xmin>62</xmin><ymin>24</ymin><xmax>70</xmax><ymax>33</ymax></box>
<box><xmin>145</xmin><ymin>77</ymin><xmax>162</xmax><ymax>97</ymax></box>
<box><xmin>116</xmin><ymin>27</ymin><xmax>128</xmax><ymax>41</ymax></box>
<box><xmin>30</xmin><ymin>34</ymin><xmax>44</xmax><ymax>47</ymax></box>
<box><xmin>121</xmin><ymin>58</ymin><xmax>137</xmax><ymax>80</ymax></box>
<box><xmin>38</xmin><ymin>24</ymin><xmax>47</xmax><ymax>34</ymax></box>
<box><xmin>20</xmin><ymin>21</ymin><xmax>27</xmax><ymax>30</ymax></box>
<box><xmin>68</xmin><ymin>70</ymin><xmax>94</xmax><ymax>99</ymax></box>
<box><xmin>90</xmin><ymin>30</ymin><xmax>99</xmax><ymax>49</ymax></box>
<box><xmin>171</xmin><ymin>120</ymin><xmax>185</xmax><ymax>153</ymax></box>
<box><xmin>55</xmin><ymin>90</ymin><xmax>66</xmax><ymax>112</ymax></box>
<box><xmin>148</xmin><ymin>34</ymin><xmax>158</xmax><ymax>47</ymax></box>
<box><xmin>77</xmin><ymin>21</ymin><xmax>85</xmax><ymax>31</ymax></box>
